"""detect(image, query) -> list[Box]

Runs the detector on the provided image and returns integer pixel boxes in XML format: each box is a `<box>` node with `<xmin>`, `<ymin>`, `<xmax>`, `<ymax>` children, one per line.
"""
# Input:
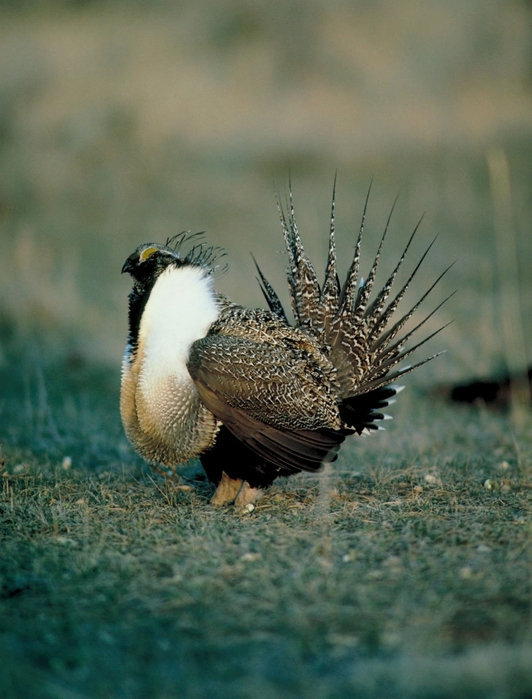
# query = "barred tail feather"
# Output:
<box><xmin>320</xmin><ymin>174</ymin><xmax>341</xmax><ymax>335</ymax></box>
<box><xmin>368</xmin><ymin>265</ymin><xmax>454</xmax><ymax>379</ymax></box>
<box><xmin>366</xmin><ymin>230</ymin><xmax>438</xmax><ymax>348</ymax></box>
<box><xmin>277</xmin><ymin>185</ymin><xmax>323</xmax><ymax>333</ymax></box>
<box><xmin>373</xmin><ymin>290</ymin><xmax>456</xmax><ymax>362</ymax></box>
<box><xmin>336</xmin><ymin>180</ymin><xmax>372</xmax><ymax>316</ymax></box>
<box><xmin>351</xmin><ymin>193</ymin><xmax>399</xmax><ymax>324</ymax></box>
<box><xmin>356</xmin><ymin>351</ymin><xmax>447</xmax><ymax>395</ymax></box>
<box><xmin>363</xmin><ymin>215</ymin><xmax>420</xmax><ymax>333</ymax></box>
<box><xmin>256</xmin><ymin>180</ymin><xmax>449</xmax><ymax>407</ymax></box>
<box><xmin>369</xmin><ymin>323</ymin><xmax>451</xmax><ymax>382</ymax></box>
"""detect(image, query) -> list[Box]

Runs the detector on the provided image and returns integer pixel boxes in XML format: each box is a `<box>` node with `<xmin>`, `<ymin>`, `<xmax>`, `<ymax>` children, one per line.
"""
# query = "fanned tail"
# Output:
<box><xmin>256</xmin><ymin>180</ymin><xmax>451</xmax><ymax>421</ymax></box>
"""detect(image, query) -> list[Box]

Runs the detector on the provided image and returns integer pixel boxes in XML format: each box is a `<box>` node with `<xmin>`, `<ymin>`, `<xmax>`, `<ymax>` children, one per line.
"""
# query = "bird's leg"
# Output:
<box><xmin>211</xmin><ymin>472</ymin><xmax>243</xmax><ymax>506</ymax></box>
<box><xmin>234</xmin><ymin>482</ymin><xmax>263</xmax><ymax>508</ymax></box>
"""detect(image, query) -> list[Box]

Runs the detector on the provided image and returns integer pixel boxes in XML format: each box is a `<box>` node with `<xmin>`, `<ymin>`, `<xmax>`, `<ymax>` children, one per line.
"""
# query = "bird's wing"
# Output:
<box><xmin>187</xmin><ymin>333</ymin><xmax>345</xmax><ymax>472</ymax></box>
<box><xmin>188</xmin><ymin>334</ymin><xmax>340</xmax><ymax>431</ymax></box>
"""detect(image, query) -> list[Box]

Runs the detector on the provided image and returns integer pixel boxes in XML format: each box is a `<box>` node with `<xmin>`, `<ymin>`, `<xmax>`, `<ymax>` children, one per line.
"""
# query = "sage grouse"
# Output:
<box><xmin>121</xmin><ymin>186</ymin><xmax>450</xmax><ymax>507</ymax></box>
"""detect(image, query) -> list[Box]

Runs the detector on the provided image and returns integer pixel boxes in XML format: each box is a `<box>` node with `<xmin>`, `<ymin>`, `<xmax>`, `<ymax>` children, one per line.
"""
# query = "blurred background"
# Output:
<box><xmin>1</xmin><ymin>0</ymin><xmax>531</xmax><ymax>383</ymax></box>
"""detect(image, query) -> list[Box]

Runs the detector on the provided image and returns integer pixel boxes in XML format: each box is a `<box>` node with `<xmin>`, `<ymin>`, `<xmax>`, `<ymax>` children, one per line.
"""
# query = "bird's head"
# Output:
<box><xmin>122</xmin><ymin>242</ymin><xmax>181</xmax><ymax>285</ymax></box>
<box><xmin>122</xmin><ymin>233</ymin><xmax>226</xmax><ymax>289</ymax></box>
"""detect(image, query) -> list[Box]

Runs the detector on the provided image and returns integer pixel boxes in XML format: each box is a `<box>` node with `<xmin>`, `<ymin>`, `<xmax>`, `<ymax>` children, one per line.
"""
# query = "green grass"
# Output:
<box><xmin>1</xmin><ymin>339</ymin><xmax>531</xmax><ymax>698</ymax></box>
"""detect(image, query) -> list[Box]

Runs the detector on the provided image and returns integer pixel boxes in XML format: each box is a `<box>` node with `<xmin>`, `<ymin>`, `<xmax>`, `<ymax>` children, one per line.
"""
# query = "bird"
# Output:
<box><xmin>120</xmin><ymin>183</ymin><xmax>451</xmax><ymax>508</ymax></box>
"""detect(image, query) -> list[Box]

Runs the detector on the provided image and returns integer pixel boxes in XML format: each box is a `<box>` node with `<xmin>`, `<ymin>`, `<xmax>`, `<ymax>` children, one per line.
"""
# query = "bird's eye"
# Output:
<box><xmin>139</xmin><ymin>246</ymin><xmax>158</xmax><ymax>262</ymax></box>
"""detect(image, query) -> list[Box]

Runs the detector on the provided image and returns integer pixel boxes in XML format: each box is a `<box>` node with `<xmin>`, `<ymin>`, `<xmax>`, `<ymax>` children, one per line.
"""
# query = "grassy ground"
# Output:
<box><xmin>1</xmin><ymin>334</ymin><xmax>531</xmax><ymax>698</ymax></box>
<box><xmin>1</xmin><ymin>2</ymin><xmax>532</xmax><ymax>697</ymax></box>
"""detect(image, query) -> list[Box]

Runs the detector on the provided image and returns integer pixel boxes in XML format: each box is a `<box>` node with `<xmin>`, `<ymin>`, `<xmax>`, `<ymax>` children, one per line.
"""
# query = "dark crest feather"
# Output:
<box><xmin>165</xmin><ymin>231</ymin><xmax>228</xmax><ymax>274</ymax></box>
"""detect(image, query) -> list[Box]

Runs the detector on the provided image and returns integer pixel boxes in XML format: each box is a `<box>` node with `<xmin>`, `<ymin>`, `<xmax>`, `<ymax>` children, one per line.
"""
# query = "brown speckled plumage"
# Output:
<box><xmin>120</xmin><ymin>184</ymin><xmax>450</xmax><ymax>506</ymax></box>
<box><xmin>189</xmin><ymin>305</ymin><xmax>342</xmax><ymax>431</ymax></box>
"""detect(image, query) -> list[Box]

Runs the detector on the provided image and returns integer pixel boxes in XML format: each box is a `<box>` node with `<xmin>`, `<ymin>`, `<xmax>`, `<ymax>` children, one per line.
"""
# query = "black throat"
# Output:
<box><xmin>126</xmin><ymin>277</ymin><xmax>157</xmax><ymax>356</ymax></box>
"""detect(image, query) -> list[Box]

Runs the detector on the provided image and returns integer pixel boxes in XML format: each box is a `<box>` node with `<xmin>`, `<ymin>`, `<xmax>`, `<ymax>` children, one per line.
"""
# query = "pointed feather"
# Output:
<box><xmin>372</xmin><ymin>260</ymin><xmax>455</xmax><ymax>353</ymax></box>
<box><xmin>367</xmin><ymin>231</ymin><xmax>438</xmax><ymax>345</ymax></box>
<box><xmin>277</xmin><ymin>184</ymin><xmax>324</xmax><ymax>336</ymax></box>
<box><xmin>354</xmin><ymin>350</ymin><xmax>447</xmax><ymax>395</ymax></box>
<box><xmin>252</xmin><ymin>254</ymin><xmax>288</xmax><ymax>322</ymax></box>
<box><xmin>352</xmin><ymin>193</ymin><xmax>399</xmax><ymax>321</ymax></box>
<box><xmin>276</xmin><ymin>195</ymin><xmax>302</xmax><ymax>326</ymax></box>
<box><xmin>369</xmin><ymin>322</ymin><xmax>451</xmax><ymax>380</ymax></box>
<box><xmin>320</xmin><ymin>173</ymin><xmax>341</xmax><ymax>333</ymax></box>
<box><xmin>327</xmin><ymin>182</ymin><xmax>373</xmax><ymax>386</ymax></box>
<box><xmin>363</xmin><ymin>217</ymin><xmax>422</xmax><ymax>335</ymax></box>
<box><xmin>286</xmin><ymin>184</ymin><xmax>323</xmax><ymax>332</ymax></box>
<box><xmin>267</xmin><ymin>178</ymin><xmax>449</xmax><ymax>410</ymax></box>
<box><xmin>374</xmin><ymin>289</ymin><xmax>456</xmax><ymax>361</ymax></box>
<box><xmin>337</xmin><ymin>180</ymin><xmax>373</xmax><ymax>315</ymax></box>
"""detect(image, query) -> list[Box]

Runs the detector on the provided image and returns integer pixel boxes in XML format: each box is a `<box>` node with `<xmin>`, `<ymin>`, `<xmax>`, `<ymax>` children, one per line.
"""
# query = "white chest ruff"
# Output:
<box><xmin>124</xmin><ymin>264</ymin><xmax>221</xmax><ymax>463</ymax></box>
<box><xmin>139</xmin><ymin>264</ymin><xmax>219</xmax><ymax>382</ymax></box>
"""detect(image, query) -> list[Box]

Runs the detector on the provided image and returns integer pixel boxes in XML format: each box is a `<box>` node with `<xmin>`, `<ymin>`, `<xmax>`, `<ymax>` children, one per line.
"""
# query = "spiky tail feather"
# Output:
<box><xmin>254</xmin><ymin>182</ymin><xmax>451</xmax><ymax>423</ymax></box>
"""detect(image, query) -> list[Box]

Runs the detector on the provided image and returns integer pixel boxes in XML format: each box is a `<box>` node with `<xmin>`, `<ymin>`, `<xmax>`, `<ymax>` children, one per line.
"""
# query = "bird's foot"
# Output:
<box><xmin>234</xmin><ymin>482</ymin><xmax>263</xmax><ymax>508</ymax></box>
<box><xmin>211</xmin><ymin>472</ymin><xmax>243</xmax><ymax>506</ymax></box>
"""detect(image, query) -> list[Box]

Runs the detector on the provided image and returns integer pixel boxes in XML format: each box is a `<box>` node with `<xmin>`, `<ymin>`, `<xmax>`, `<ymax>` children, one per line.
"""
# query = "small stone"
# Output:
<box><xmin>459</xmin><ymin>566</ymin><xmax>473</xmax><ymax>579</ymax></box>
<box><xmin>245</xmin><ymin>503</ymin><xmax>255</xmax><ymax>512</ymax></box>
<box><xmin>240</xmin><ymin>552</ymin><xmax>261</xmax><ymax>562</ymax></box>
<box><xmin>61</xmin><ymin>456</ymin><xmax>72</xmax><ymax>470</ymax></box>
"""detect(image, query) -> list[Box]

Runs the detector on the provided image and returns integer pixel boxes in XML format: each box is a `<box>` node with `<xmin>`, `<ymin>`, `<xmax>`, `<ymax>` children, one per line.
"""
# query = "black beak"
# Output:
<box><xmin>121</xmin><ymin>257</ymin><xmax>135</xmax><ymax>274</ymax></box>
